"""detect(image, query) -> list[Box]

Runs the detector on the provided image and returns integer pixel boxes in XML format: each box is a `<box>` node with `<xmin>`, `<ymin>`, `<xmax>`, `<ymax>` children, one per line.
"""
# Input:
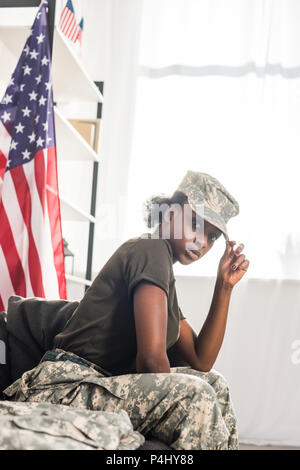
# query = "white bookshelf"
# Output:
<box><xmin>59</xmin><ymin>196</ymin><xmax>96</xmax><ymax>223</ymax></box>
<box><xmin>65</xmin><ymin>274</ymin><xmax>92</xmax><ymax>287</ymax></box>
<box><xmin>52</xmin><ymin>27</ymin><xmax>103</xmax><ymax>103</ymax></box>
<box><xmin>54</xmin><ymin>107</ymin><xmax>100</xmax><ymax>162</ymax></box>
<box><xmin>0</xmin><ymin>26</ymin><xmax>103</xmax><ymax>103</ymax></box>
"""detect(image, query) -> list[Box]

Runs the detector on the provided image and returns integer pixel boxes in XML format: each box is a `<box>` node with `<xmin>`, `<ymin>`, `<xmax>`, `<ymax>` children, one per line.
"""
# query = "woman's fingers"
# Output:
<box><xmin>237</xmin><ymin>259</ymin><xmax>250</xmax><ymax>272</ymax></box>
<box><xmin>226</xmin><ymin>241</ymin><xmax>245</xmax><ymax>259</ymax></box>
<box><xmin>226</xmin><ymin>241</ymin><xmax>249</xmax><ymax>271</ymax></box>
<box><xmin>226</xmin><ymin>240</ymin><xmax>236</xmax><ymax>256</ymax></box>
<box><xmin>231</xmin><ymin>255</ymin><xmax>249</xmax><ymax>271</ymax></box>
<box><xmin>234</xmin><ymin>243</ymin><xmax>244</xmax><ymax>256</ymax></box>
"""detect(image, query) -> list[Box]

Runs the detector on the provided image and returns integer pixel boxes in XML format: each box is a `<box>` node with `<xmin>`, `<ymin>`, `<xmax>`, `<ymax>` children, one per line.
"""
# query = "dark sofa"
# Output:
<box><xmin>0</xmin><ymin>295</ymin><xmax>188</xmax><ymax>450</ymax></box>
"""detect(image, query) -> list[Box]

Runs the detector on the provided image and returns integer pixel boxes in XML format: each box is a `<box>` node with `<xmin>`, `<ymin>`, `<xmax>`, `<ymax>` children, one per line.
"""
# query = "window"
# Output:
<box><xmin>124</xmin><ymin>0</ymin><xmax>300</xmax><ymax>279</ymax></box>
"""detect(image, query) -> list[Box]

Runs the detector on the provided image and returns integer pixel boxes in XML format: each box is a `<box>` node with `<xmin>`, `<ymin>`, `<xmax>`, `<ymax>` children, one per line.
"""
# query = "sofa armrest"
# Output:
<box><xmin>0</xmin><ymin>312</ymin><xmax>12</xmax><ymax>396</ymax></box>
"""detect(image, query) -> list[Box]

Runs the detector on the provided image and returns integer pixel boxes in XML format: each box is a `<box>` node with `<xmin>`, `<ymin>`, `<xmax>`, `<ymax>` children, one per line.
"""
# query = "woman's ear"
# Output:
<box><xmin>163</xmin><ymin>206</ymin><xmax>172</xmax><ymax>224</ymax></box>
<box><xmin>163</xmin><ymin>203</ymin><xmax>180</xmax><ymax>224</ymax></box>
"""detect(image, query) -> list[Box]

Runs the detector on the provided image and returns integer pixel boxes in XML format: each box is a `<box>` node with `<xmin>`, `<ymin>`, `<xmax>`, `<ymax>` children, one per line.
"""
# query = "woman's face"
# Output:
<box><xmin>165</xmin><ymin>202</ymin><xmax>223</xmax><ymax>264</ymax></box>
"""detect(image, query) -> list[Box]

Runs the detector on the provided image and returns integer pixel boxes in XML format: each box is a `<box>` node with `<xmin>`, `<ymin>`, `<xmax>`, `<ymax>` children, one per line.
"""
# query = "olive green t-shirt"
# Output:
<box><xmin>53</xmin><ymin>233</ymin><xmax>186</xmax><ymax>376</ymax></box>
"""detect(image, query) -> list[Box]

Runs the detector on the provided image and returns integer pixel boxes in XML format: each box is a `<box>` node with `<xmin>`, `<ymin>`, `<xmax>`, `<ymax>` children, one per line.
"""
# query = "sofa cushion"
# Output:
<box><xmin>138</xmin><ymin>438</ymin><xmax>171</xmax><ymax>450</ymax></box>
<box><xmin>0</xmin><ymin>312</ymin><xmax>12</xmax><ymax>395</ymax></box>
<box><xmin>6</xmin><ymin>296</ymin><xmax>78</xmax><ymax>382</ymax></box>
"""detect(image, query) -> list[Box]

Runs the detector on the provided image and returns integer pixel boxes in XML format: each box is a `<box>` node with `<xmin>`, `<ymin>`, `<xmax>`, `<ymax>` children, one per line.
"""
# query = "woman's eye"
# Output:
<box><xmin>192</xmin><ymin>220</ymin><xmax>201</xmax><ymax>228</ymax></box>
<box><xmin>193</xmin><ymin>223</ymin><xmax>202</xmax><ymax>232</ymax></box>
<box><xmin>210</xmin><ymin>234</ymin><xmax>218</xmax><ymax>242</ymax></box>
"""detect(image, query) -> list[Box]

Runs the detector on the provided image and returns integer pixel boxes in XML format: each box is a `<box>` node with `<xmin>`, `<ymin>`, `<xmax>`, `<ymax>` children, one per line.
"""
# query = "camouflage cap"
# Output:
<box><xmin>175</xmin><ymin>170</ymin><xmax>239</xmax><ymax>241</ymax></box>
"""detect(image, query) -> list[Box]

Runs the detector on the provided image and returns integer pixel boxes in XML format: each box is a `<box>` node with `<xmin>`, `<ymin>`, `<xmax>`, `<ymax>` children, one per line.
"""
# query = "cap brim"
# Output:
<box><xmin>189</xmin><ymin>202</ymin><xmax>229</xmax><ymax>241</ymax></box>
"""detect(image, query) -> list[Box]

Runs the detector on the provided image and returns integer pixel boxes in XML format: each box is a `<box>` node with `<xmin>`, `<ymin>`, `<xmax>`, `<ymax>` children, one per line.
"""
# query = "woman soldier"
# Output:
<box><xmin>4</xmin><ymin>170</ymin><xmax>249</xmax><ymax>450</ymax></box>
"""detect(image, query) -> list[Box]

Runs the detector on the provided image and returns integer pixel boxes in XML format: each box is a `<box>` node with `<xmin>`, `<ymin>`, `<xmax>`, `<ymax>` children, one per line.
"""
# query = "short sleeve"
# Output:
<box><xmin>124</xmin><ymin>238</ymin><xmax>173</xmax><ymax>302</ymax></box>
<box><xmin>179</xmin><ymin>307</ymin><xmax>186</xmax><ymax>320</ymax></box>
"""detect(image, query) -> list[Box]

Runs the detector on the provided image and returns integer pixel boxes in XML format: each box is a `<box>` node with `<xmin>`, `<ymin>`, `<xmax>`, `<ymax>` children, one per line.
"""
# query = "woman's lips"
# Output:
<box><xmin>185</xmin><ymin>249</ymin><xmax>200</xmax><ymax>260</ymax></box>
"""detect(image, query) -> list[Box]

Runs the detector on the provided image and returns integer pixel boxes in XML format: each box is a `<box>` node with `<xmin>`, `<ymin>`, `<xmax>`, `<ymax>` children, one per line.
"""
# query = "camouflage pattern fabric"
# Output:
<box><xmin>176</xmin><ymin>170</ymin><xmax>240</xmax><ymax>241</ymax></box>
<box><xmin>3</xmin><ymin>348</ymin><xmax>239</xmax><ymax>450</ymax></box>
<box><xmin>0</xmin><ymin>401</ymin><xmax>144</xmax><ymax>450</ymax></box>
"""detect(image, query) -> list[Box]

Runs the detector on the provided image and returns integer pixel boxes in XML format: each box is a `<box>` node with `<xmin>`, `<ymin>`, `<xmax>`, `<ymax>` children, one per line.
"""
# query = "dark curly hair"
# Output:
<box><xmin>142</xmin><ymin>190</ymin><xmax>188</xmax><ymax>229</ymax></box>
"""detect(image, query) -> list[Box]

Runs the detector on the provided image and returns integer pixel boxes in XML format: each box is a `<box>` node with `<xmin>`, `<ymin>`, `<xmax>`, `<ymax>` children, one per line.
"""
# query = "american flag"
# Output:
<box><xmin>59</xmin><ymin>0</ymin><xmax>81</xmax><ymax>43</ymax></box>
<box><xmin>76</xmin><ymin>17</ymin><xmax>84</xmax><ymax>58</ymax></box>
<box><xmin>0</xmin><ymin>2</ymin><xmax>66</xmax><ymax>311</ymax></box>
<box><xmin>77</xmin><ymin>17</ymin><xmax>84</xmax><ymax>47</ymax></box>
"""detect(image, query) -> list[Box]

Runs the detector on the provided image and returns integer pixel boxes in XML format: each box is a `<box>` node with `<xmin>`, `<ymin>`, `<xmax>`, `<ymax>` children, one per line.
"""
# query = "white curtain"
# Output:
<box><xmin>124</xmin><ymin>0</ymin><xmax>300</xmax><ymax>280</ymax></box>
<box><xmin>175</xmin><ymin>275</ymin><xmax>300</xmax><ymax>446</ymax></box>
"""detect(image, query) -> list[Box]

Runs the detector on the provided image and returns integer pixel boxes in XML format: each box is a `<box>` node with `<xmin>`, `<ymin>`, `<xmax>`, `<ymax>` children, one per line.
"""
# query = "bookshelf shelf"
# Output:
<box><xmin>0</xmin><ymin>25</ymin><xmax>103</xmax><ymax>103</ymax></box>
<box><xmin>54</xmin><ymin>107</ymin><xmax>100</xmax><ymax>162</ymax></box>
<box><xmin>60</xmin><ymin>195</ymin><xmax>96</xmax><ymax>223</ymax></box>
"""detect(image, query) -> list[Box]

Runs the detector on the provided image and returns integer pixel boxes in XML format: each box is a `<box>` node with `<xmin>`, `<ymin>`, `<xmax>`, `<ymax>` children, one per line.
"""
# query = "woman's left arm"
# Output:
<box><xmin>172</xmin><ymin>240</ymin><xmax>250</xmax><ymax>372</ymax></box>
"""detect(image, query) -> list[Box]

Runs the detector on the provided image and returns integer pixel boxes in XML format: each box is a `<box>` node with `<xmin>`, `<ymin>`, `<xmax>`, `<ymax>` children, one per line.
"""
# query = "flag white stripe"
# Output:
<box><xmin>65</xmin><ymin>15</ymin><xmax>76</xmax><ymax>37</ymax></box>
<box><xmin>59</xmin><ymin>6</ymin><xmax>68</xmax><ymax>27</ymax></box>
<box><xmin>61</xmin><ymin>8</ymin><xmax>72</xmax><ymax>29</ymax></box>
<box><xmin>62</xmin><ymin>10</ymin><xmax>73</xmax><ymax>34</ymax></box>
<box><xmin>0</xmin><ymin>245</ymin><xmax>15</xmax><ymax>310</ymax></box>
<box><xmin>23</xmin><ymin>155</ymin><xmax>59</xmax><ymax>299</ymax></box>
<box><xmin>71</xmin><ymin>23</ymin><xmax>80</xmax><ymax>41</ymax></box>
<box><xmin>1</xmin><ymin>171</ymin><xmax>34</xmax><ymax>297</ymax></box>
<box><xmin>59</xmin><ymin>7</ymin><xmax>67</xmax><ymax>28</ymax></box>
<box><xmin>70</xmin><ymin>27</ymin><xmax>79</xmax><ymax>42</ymax></box>
<box><xmin>61</xmin><ymin>9</ymin><xmax>71</xmax><ymax>32</ymax></box>
<box><xmin>69</xmin><ymin>21</ymin><xmax>77</xmax><ymax>40</ymax></box>
<box><xmin>59</xmin><ymin>6</ymin><xmax>80</xmax><ymax>43</ymax></box>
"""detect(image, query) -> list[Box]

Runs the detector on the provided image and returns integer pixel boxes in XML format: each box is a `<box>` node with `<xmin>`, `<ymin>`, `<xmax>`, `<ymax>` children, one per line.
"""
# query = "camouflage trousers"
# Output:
<box><xmin>3</xmin><ymin>348</ymin><xmax>239</xmax><ymax>450</ymax></box>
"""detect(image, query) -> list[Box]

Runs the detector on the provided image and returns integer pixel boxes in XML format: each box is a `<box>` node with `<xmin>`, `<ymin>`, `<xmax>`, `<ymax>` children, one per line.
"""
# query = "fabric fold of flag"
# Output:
<box><xmin>0</xmin><ymin>2</ymin><xmax>67</xmax><ymax>311</ymax></box>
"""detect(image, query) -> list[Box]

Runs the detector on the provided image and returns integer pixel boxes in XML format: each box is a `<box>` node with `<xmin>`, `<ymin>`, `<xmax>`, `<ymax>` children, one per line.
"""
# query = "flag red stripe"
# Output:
<box><xmin>59</xmin><ymin>6</ymin><xmax>67</xmax><ymax>28</ymax></box>
<box><xmin>0</xmin><ymin>200</ymin><xmax>27</xmax><ymax>297</ymax></box>
<box><xmin>61</xmin><ymin>7</ymin><xmax>68</xmax><ymax>22</ymax></box>
<box><xmin>0</xmin><ymin>121</ymin><xmax>11</xmax><ymax>180</ymax></box>
<box><xmin>63</xmin><ymin>11</ymin><xmax>74</xmax><ymax>35</ymax></box>
<box><xmin>10</xmin><ymin>165</ymin><xmax>45</xmax><ymax>298</ymax></box>
<box><xmin>61</xmin><ymin>9</ymin><xmax>72</xmax><ymax>33</ymax></box>
<box><xmin>74</xmin><ymin>30</ymin><xmax>80</xmax><ymax>43</ymax></box>
<box><xmin>68</xmin><ymin>19</ymin><xmax>77</xmax><ymax>39</ymax></box>
<box><xmin>70</xmin><ymin>24</ymin><xmax>79</xmax><ymax>41</ymax></box>
<box><xmin>59</xmin><ymin>6</ymin><xmax>79</xmax><ymax>42</ymax></box>
<box><xmin>46</xmin><ymin>147</ymin><xmax>66</xmax><ymax>299</ymax></box>
<box><xmin>34</xmin><ymin>149</ymin><xmax>46</xmax><ymax>215</ymax></box>
<box><xmin>65</xmin><ymin>15</ymin><xmax>76</xmax><ymax>37</ymax></box>
<box><xmin>70</xmin><ymin>20</ymin><xmax>80</xmax><ymax>41</ymax></box>
<box><xmin>0</xmin><ymin>296</ymin><xmax>4</xmax><ymax>312</ymax></box>
<box><xmin>73</xmin><ymin>25</ymin><xmax>81</xmax><ymax>42</ymax></box>
<box><xmin>0</xmin><ymin>150</ymin><xmax>7</xmax><ymax>180</ymax></box>
<box><xmin>61</xmin><ymin>8</ymin><xmax>71</xmax><ymax>32</ymax></box>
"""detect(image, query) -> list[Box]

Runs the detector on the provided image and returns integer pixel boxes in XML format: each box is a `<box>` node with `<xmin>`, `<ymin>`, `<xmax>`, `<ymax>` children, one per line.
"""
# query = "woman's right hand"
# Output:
<box><xmin>217</xmin><ymin>240</ymin><xmax>250</xmax><ymax>288</ymax></box>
